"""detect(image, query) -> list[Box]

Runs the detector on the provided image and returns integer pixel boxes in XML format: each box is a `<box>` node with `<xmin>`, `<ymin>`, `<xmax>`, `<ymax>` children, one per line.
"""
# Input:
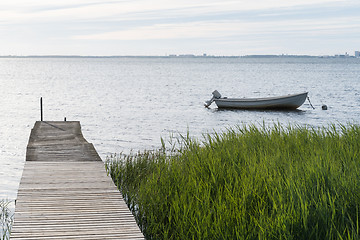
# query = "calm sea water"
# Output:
<box><xmin>1</xmin><ymin>56</ymin><xmax>360</xmax><ymax>203</ymax></box>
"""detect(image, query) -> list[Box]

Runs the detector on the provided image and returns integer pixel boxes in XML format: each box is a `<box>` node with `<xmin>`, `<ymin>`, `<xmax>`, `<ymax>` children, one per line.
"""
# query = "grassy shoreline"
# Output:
<box><xmin>106</xmin><ymin>124</ymin><xmax>360</xmax><ymax>239</ymax></box>
<box><xmin>0</xmin><ymin>200</ymin><xmax>12</xmax><ymax>240</ymax></box>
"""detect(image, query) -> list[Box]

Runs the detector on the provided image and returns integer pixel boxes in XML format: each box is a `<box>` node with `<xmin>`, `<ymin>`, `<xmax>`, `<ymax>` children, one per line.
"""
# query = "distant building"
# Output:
<box><xmin>335</xmin><ymin>52</ymin><xmax>350</xmax><ymax>58</ymax></box>
<box><xmin>179</xmin><ymin>54</ymin><xmax>195</xmax><ymax>57</ymax></box>
<box><xmin>355</xmin><ymin>51</ymin><xmax>360</xmax><ymax>58</ymax></box>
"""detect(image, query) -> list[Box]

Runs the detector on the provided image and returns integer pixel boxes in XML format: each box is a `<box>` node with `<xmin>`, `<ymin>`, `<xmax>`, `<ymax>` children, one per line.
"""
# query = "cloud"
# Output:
<box><xmin>72</xmin><ymin>16</ymin><xmax>360</xmax><ymax>41</ymax></box>
<box><xmin>72</xmin><ymin>21</ymin><xmax>238</xmax><ymax>40</ymax></box>
<box><xmin>0</xmin><ymin>0</ymin><xmax>351</xmax><ymax>24</ymax></box>
<box><xmin>1</xmin><ymin>0</ymin><xmax>359</xmax><ymax>55</ymax></box>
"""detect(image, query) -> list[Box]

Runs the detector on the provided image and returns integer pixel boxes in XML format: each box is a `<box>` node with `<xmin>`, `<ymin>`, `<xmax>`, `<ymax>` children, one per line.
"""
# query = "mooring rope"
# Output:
<box><xmin>307</xmin><ymin>96</ymin><xmax>315</xmax><ymax>109</ymax></box>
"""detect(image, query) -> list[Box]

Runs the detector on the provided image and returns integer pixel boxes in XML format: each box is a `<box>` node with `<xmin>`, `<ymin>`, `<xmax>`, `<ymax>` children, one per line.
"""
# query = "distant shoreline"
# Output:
<box><xmin>0</xmin><ymin>54</ymin><xmax>358</xmax><ymax>59</ymax></box>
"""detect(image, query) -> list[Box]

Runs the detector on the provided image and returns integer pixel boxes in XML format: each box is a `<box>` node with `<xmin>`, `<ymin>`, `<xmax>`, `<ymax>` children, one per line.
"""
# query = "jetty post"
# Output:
<box><xmin>40</xmin><ymin>97</ymin><xmax>43</xmax><ymax>121</ymax></box>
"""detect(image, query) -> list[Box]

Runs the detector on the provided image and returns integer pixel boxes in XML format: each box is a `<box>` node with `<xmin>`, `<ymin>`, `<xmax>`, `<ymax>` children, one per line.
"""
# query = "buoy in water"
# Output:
<box><xmin>322</xmin><ymin>105</ymin><xmax>328</xmax><ymax>110</ymax></box>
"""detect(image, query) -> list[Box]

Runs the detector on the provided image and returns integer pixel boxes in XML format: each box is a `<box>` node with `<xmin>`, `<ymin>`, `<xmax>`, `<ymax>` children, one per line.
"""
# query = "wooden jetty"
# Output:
<box><xmin>11</xmin><ymin>121</ymin><xmax>144</xmax><ymax>239</ymax></box>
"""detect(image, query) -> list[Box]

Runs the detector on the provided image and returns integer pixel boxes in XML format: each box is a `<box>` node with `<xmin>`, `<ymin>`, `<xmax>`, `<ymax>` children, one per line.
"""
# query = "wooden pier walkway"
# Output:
<box><xmin>11</xmin><ymin>121</ymin><xmax>144</xmax><ymax>239</ymax></box>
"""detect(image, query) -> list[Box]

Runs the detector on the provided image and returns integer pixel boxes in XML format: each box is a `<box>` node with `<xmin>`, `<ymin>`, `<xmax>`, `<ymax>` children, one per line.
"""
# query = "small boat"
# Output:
<box><xmin>205</xmin><ymin>90</ymin><xmax>308</xmax><ymax>110</ymax></box>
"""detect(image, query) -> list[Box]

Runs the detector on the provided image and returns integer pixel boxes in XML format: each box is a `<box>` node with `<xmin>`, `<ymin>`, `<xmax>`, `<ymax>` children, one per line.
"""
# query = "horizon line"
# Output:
<box><xmin>0</xmin><ymin>53</ymin><xmax>358</xmax><ymax>58</ymax></box>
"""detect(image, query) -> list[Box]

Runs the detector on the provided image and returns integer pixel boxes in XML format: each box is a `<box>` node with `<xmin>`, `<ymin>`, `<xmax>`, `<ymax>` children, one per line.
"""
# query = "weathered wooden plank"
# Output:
<box><xmin>25</xmin><ymin>121</ymin><xmax>101</xmax><ymax>162</ymax></box>
<box><xmin>11</xmin><ymin>121</ymin><xmax>143</xmax><ymax>239</ymax></box>
<box><xmin>13</xmin><ymin>212</ymin><xmax>136</xmax><ymax>220</ymax></box>
<box><xmin>10</xmin><ymin>234</ymin><xmax>144</xmax><ymax>240</ymax></box>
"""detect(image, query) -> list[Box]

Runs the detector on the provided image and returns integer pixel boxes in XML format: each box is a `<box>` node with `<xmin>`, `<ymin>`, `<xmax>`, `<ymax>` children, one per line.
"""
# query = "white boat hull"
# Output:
<box><xmin>214</xmin><ymin>92</ymin><xmax>308</xmax><ymax>110</ymax></box>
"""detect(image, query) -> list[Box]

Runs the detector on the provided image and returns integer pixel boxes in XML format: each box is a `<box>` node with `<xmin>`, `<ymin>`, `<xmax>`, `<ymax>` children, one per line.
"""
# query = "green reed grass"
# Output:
<box><xmin>106</xmin><ymin>124</ymin><xmax>360</xmax><ymax>239</ymax></box>
<box><xmin>0</xmin><ymin>200</ymin><xmax>12</xmax><ymax>240</ymax></box>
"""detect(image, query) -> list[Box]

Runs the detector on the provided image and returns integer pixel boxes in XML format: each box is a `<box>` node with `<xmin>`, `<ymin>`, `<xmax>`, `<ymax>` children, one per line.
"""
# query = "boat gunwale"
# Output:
<box><xmin>214</xmin><ymin>92</ymin><xmax>308</xmax><ymax>102</ymax></box>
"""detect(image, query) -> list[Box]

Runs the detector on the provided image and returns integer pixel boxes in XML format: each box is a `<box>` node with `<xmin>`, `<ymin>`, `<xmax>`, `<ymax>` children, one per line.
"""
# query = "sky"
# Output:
<box><xmin>0</xmin><ymin>0</ymin><xmax>359</xmax><ymax>56</ymax></box>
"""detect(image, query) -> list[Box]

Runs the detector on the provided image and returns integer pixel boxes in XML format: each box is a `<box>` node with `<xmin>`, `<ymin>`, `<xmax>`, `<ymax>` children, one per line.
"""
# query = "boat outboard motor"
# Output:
<box><xmin>212</xmin><ymin>90</ymin><xmax>221</xmax><ymax>99</ymax></box>
<box><xmin>204</xmin><ymin>90</ymin><xmax>222</xmax><ymax>107</ymax></box>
